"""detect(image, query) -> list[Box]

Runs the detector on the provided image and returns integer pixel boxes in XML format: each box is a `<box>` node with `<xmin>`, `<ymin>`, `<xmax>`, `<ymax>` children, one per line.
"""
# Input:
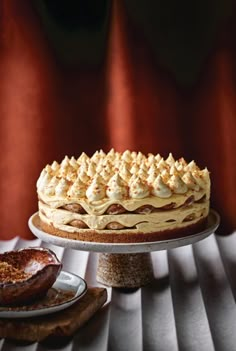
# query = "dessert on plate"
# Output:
<box><xmin>36</xmin><ymin>150</ymin><xmax>210</xmax><ymax>243</ymax></box>
<box><xmin>0</xmin><ymin>247</ymin><xmax>62</xmax><ymax>305</ymax></box>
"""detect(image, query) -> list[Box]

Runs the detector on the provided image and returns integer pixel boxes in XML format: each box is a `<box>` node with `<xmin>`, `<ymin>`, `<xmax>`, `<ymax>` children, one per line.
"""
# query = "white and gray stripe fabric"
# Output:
<box><xmin>0</xmin><ymin>232</ymin><xmax>235</xmax><ymax>351</ymax></box>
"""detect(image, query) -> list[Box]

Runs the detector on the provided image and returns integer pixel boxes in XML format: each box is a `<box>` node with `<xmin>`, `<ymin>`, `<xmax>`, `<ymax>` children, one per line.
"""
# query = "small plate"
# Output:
<box><xmin>0</xmin><ymin>271</ymin><xmax>87</xmax><ymax>318</ymax></box>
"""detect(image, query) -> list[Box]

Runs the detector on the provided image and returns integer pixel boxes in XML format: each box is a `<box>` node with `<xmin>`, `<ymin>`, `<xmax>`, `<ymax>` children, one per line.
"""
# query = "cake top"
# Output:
<box><xmin>37</xmin><ymin>149</ymin><xmax>210</xmax><ymax>202</ymax></box>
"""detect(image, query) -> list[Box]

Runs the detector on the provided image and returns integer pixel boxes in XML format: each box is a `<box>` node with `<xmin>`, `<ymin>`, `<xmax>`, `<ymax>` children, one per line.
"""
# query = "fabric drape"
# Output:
<box><xmin>0</xmin><ymin>0</ymin><xmax>235</xmax><ymax>239</ymax></box>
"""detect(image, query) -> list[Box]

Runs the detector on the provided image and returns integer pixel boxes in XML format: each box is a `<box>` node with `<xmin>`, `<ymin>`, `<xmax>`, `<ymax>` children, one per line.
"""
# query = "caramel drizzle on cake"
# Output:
<box><xmin>37</xmin><ymin>150</ymin><xmax>210</xmax><ymax>233</ymax></box>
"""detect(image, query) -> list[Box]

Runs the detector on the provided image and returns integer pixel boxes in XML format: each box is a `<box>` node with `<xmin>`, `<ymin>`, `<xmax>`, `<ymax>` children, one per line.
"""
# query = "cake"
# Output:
<box><xmin>36</xmin><ymin>150</ymin><xmax>210</xmax><ymax>243</ymax></box>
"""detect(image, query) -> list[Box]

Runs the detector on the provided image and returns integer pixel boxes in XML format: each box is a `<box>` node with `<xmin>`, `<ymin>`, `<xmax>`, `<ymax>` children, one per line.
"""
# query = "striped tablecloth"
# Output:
<box><xmin>0</xmin><ymin>232</ymin><xmax>235</xmax><ymax>351</ymax></box>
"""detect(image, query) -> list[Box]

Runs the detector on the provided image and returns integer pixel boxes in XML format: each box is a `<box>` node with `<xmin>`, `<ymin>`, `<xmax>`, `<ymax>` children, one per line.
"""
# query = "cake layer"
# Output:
<box><xmin>38</xmin><ymin>188</ymin><xmax>207</xmax><ymax>216</ymax></box>
<box><xmin>38</xmin><ymin>214</ymin><xmax>208</xmax><ymax>243</ymax></box>
<box><xmin>39</xmin><ymin>200</ymin><xmax>208</xmax><ymax>231</ymax></box>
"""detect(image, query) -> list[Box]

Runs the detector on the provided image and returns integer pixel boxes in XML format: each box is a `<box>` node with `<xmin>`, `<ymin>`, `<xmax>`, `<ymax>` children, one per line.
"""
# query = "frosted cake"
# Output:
<box><xmin>36</xmin><ymin>150</ymin><xmax>210</xmax><ymax>243</ymax></box>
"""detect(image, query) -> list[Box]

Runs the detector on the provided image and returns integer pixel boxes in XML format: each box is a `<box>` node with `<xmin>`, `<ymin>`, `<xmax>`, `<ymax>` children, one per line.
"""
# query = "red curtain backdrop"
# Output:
<box><xmin>0</xmin><ymin>0</ymin><xmax>235</xmax><ymax>239</ymax></box>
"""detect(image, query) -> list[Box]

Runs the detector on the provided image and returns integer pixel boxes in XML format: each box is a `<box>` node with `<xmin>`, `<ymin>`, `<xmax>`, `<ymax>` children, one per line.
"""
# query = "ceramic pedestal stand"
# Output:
<box><xmin>29</xmin><ymin>210</ymin><xmax>220</xmax><ymax>288</ymax></box>
<box><xmin>96</xmin><ymin>252</ymin><xmax>154</xmax><ymax>287</ymax></box>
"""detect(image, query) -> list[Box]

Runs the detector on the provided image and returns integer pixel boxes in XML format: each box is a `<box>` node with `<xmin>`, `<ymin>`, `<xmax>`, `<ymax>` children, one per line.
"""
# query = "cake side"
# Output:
<box><xmin>37</xmin><ymin>215</ymin><xmax>208</xmax><ymax>243</ymax></box>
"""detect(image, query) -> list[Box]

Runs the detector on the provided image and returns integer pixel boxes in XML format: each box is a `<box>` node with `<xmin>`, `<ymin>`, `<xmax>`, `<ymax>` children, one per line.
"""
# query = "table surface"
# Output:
<box><xmin>0</xmin><ymin>232</ymin><xmax>236</xmax><ymax>351</ymax></box>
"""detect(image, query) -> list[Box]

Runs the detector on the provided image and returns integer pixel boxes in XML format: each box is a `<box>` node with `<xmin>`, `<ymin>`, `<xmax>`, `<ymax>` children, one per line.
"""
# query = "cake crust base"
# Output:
<box><xmin>35</xmin><ymin>216</ymin><xmax>208</xmax><ymax>244</ymax></box>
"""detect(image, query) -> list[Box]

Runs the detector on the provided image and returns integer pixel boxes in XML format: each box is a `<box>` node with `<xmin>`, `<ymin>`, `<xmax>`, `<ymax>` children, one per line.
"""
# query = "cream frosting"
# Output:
<box><xmin>147</xmin><ymin>163</ymin><xmax>157</xmax><ymax>175</ymax></box>
<box><xmin>129</xmin><ymin>176</ymin><xmax>150</xmax><ymax>199</ymax></box>
<box><xmin>193</xmin><ymin>168</ymin><xmax>210</xmax><ymax>189</ymax></box>
<box><xmin>61</xmin><ymin>156</ymin><xmax>70</xmax><ymax>168</ymax></box>
<box><xmin>120</xmin><ymin>162</ymin><xmax>131</xmax><ymax>181</ymax></box>
<box><xmin>68</xmin><ymin>178</ymin><xmax>86</xmax><ymax>198</ymax></box>
<box><xmin>86</xmin><ymin>175</ymin><xmax>106</xmax><ymax>202</ymax></box>
<box><xmin>100</xmin><ymin>168</ymin><xmax>111</xmax><ymax>181</ymax></box>
<box><xmin>78</xmin><ymin>169</ymin><xmax>90</xmax><ymax>183</ymax></box>
<box><xmin>166</xmin><ymin>153</ymin><xmax>175</xmax><ymax>166</ymax></box>
<box><xmin>130</xmin><ymin>163</ymin><xmax>140</xmax><ymax>175</ymax></box>
<box><xmin>77</xmin><ymin>152</ymin><xmax>89</xmax><ymax>164</ymax></box>
<box><xmin>37</xmin><ymin>169</ymin><xmax>47</xmax><ymax>189</ymax></box>
<box><xmin>87</xmin><ymin>161</ymin><xmax>97</xmax><ymax>178</ymax></box>
<box><xmin>55</xmin><ymin>178</ymin><xmax>70</xmax><ymax>197</ymax></box>
<box><xmin>106</xmin><ymin>173</ymin><xmax>128</xmax><ymax>200</ymax></box>
<box><xmin>51</xmin><ymin>161</ymin><xmax>60</xmax><ymax>171</ymax></box>
<box><xmin>69</xmin><ymin>157</ymin><xmax>78</xmax><ymax>169</ymax></box>
<box><xmin>37</xmin><ymin>150</ymin><xmax>210</xmax><ymax>205</ymax></box>
<box><xmin>157</xmin><ymin>158</ymin><xmax>168</xmax><ymax>171</ymax></box>
<box><xmin>147</xmin><ymin>171</ymin><xmax>158</xmax><ymax>185</ymax></box>
<box><xmin>182</xmin><ymin>171</ymin><xmax>200</xmax><ymax>191</ymax></box>
<box><xmin>168</xmin><ymin>174</ymin><xmax>188</xmax><ymax>194</ymax></box>
<box><xmin>38</xmin><ymin>171</ymin><xmax>52</xmax><ymax>192</ymax></box>
<box><xmin>152</xmin><ymin>175</ymin><xmax>172</xmax><ymax>198</ymax></box>
<box><xmin>44</xmin><ymin>176</ymin><xmax>59</xmax><ymax>196</ymax></box>
<box><xmin>121</xmin><ymin>150</ymin><xmax>132</xmax><ymax>162</ymax></box>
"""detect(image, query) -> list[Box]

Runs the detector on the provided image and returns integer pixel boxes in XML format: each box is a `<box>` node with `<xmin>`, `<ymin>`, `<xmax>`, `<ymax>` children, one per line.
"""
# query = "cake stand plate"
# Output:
<box><xmin>28</xmin><ymin>210</ymin><xmax>220</xmax><ymax>288</ymax></box>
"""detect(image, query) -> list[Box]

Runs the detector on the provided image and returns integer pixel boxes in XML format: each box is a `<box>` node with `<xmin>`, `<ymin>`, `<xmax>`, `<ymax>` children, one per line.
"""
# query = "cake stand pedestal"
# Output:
<box><xmin>96</xmin><ymin>252</ymin><xmax>154</xmax><ymax>287</ymax></box>
<box><xmin>28</xmin><ymin>210</ymin><xmax>220</xmax><ymax>288</ymax></box>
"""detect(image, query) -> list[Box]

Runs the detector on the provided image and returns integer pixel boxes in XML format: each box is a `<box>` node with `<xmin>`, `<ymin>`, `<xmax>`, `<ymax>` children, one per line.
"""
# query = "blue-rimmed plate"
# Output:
<box><xmin>0</xmin><ymin>271</ymin><xmax>87</xmax><ymax>318</ymax></box>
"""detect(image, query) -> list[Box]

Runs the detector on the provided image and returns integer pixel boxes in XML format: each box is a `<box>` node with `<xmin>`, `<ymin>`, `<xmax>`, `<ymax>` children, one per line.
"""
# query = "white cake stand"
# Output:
<box><xmin>28</xmin><ymin>210</ymin><xmax>220</xmax><ymax>288</ymax></box>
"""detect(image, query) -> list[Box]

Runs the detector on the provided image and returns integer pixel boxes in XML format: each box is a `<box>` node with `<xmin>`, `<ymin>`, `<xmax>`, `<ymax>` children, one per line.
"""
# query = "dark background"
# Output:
<box><xmin>0</xmin><ymin>0</ymin><xmax>235</xmax><ymax>238</ymax></box>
